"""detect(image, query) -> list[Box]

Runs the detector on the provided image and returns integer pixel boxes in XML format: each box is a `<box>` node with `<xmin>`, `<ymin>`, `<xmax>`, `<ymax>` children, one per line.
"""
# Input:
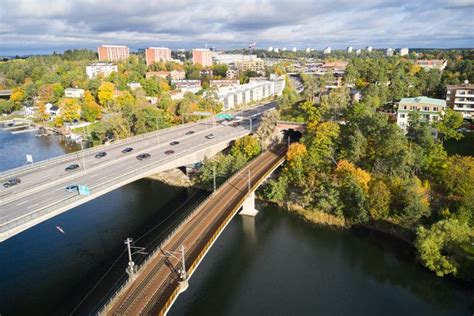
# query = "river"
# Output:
<box><xmin>0</xmin><ymin>129</ymin><xmax>472</xmax><ymax>315</ymax></box>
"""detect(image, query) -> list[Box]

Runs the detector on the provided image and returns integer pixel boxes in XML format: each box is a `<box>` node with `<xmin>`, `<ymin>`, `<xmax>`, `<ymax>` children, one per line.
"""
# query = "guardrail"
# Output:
<box><xmin>0</xmin><ymin>128</ymin><xmax>250</xmax><ymax>234</ymax></box>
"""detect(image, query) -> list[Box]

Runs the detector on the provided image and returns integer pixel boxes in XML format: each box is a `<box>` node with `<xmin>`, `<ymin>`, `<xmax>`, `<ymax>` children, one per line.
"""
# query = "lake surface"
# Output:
<box><xmin>0</xmin><ymin>128</ymin><xmax>472</xmax><ymax>315</ymax></box>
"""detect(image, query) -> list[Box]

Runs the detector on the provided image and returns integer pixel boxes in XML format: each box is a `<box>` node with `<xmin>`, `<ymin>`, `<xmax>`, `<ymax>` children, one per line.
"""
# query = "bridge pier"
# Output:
<box><xmin>239</xmin><ymin>191</ymin><xmax>259</xmax><ymax>217</ymax></box>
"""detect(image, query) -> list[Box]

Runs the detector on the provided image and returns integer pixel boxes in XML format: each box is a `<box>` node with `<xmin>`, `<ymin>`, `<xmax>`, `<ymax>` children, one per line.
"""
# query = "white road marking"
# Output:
<box><xmin>26</xmin><ymin>202</ymin><xmax>40</xmax><ymax>209</ymax></box>
<box><xmin>15</xmin><ymin>199</ymin><xmax>30</xmax><ymax>206</ymax></box>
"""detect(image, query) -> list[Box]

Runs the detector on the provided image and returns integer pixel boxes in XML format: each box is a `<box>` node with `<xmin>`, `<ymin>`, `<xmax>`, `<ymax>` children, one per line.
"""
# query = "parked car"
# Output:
<box><xmin>165</xmin><ymin>150</ymin><xmax>175</xmax><ymax>155</ymax></box>
<box><xmin>3</xmin><ymin>178</ymin><xmax>21</xmax><ymax>188</ymax></box>
<box><xmin>137</xmin><ymin>153</ymin><xmax>151</xmax><ymax>160</ymax></box>
<box><xmin>122</xmin><ymin>147</ymin><xmax>134</xmax><ymax>153</ymax></box>
<box><xmin>232</xmin><ymin>121</ymin><xmax>241</xmax><ymax>127</ymax></box>
<box><xmin>185</xmin><ymin>131</ymin><xmax>195</xmax><ymax>135</ymax></box>
<box><xmin>65</xmin><ymin>164</ymin><xmax>80</xmax><ymax>171</ymax></box>
<box><xmin>95</xmin><ymin>151</ymin><xmax>107</xmax><ymax>158</ymax></box>
<box><xmin>65</xmin><ymin>185</ymin><xmax>79</xmax><ymax>193</ymax></box>
<box><xmin>205</xmin><ymin>133</ymin><xmax>215</xmax><ymax>139</ymax></box>
<box><xmin>170</xmin><ymin>141</ymin><xmax>180</xmax><ymax>146</ymax></box>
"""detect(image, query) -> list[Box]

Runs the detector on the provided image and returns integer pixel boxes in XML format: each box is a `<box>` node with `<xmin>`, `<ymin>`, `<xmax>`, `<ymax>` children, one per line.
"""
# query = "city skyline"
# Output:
<box><xmin>0</xmin><ymin>0</ymin><xmax>473</xmax><ymax>55</ymax></box>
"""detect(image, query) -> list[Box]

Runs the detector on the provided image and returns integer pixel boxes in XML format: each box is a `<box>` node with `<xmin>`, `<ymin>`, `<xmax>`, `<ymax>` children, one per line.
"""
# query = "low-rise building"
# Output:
<box><xmin>64</xmin><ymin>88</ymin><xmax>85</xmax><ymax>98</ymax></box>
<box><xmin>86</xmin><ymin>62</ymin><xmax>118</xmax><ymax>79</ymax></box>
<box><xmin>446</xmin><ymin>83</ymin><xmax>474</xmax><ymax>119</ymax></box>
<box><xmin>235</xmin><ymin>59</ymin><xmax>265</xmax><ymax>73</ymax></box>
<box><xmin>171</xmin><ymin>80</ymin><xmax>202</xmax><ymax>93</ymax></box>
<box><xmin>210</xmin><ymin>80</ymin><xmax>240</xmax><ymax>88</ymax></box>
<box><xmin>415</xmin><ymin>59</ymin><xmax>448</xmax><ymax>71</ymax></box>
<box><xmin>396</xmin><ymin>96</ymin><xmax>446</xmax><ymax>132</ymax></box>
<box><xmin>146</xmin><ymin>70</ymin><xmax>185</xmax><ymax>80</ymax></box>
<box><xmin>216</xmin><ymin>81</ymin><xmax>275</xmax><ymax>110</ymax></box>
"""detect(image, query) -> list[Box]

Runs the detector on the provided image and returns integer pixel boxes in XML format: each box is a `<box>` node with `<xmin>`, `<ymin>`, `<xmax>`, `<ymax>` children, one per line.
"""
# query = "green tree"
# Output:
<box><xmin>415</xmin><ymin>219</ymin><xmax>470</xmax><ymax>277</ymax></box>
<box><xmin>435</xmin><ymin>108</ymin><xmax>464</xmax><ymax>142</ymax></box>
<box><xmin>230</xmin><ymin>135</ymin><xmax>261</xmax><ymax>160</ymax></box>
<box><xmin>368</xmin><ymin>179</ymin><xmax>391</xmax><ymax>220</ymax></box>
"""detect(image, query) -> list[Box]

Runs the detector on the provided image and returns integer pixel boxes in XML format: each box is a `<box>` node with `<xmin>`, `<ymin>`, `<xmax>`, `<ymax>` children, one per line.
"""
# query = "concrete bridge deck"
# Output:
<box><xmin>0</xmin><ymin>103</ymin><xmax>276</xmax><ymax>242</ymax></box>
<box><xmin>100</xmin><ymin>145</ymin><xmax>287</xmax><ymax>315</ymax></box>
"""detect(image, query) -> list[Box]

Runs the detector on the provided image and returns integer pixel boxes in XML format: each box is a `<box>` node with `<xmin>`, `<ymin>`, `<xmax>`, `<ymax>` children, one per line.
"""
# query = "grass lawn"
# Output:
<box><xmin>71</xmin><ymin>122</ymin><xmax>100</xmax><ymax>134</ymax></box>
<box><xmin>444</xmin><ymin>132</ymin><xmax>474</xmax><ymax>156</ymax></box>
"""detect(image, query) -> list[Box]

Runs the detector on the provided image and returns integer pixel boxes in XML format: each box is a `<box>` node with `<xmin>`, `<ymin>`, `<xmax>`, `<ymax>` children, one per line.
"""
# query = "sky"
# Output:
<box><xmin>0</xmin><ymin>0</ymin><xmax>473</xmax><ymax>55</ymax></box>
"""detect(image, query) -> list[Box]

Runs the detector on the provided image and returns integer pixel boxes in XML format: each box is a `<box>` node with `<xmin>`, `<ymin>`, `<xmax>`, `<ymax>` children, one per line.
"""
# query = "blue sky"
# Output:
<box><xmin>0</xmin><ymin>0</ymin><xmax>473</xmax><ymax>55</ymax></box>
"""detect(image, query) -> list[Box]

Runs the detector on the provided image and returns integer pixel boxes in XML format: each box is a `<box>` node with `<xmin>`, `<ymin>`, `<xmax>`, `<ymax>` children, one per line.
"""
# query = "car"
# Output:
<box><xmin>205</xmin><ymin>133</ymin><xmax>215</xmax><ymax>139</ymax></box>
<box><xmin>185</xmin><ymin>131</ymin><xmax>195</xmax><ymax>135</ymax></box>
<box><xmin>65</xmin><ymin>185</ymin><xmax>79</xmax><ymax>193</ymax></box>
<box><xmin>95</xmin><ymin>151</ymin><xmax>107</xmax><ymax>158</ymax></box>
<box><xmin>232</xmin><ymin>121</ymin><xmax>241</xmax><ymax>127</ymax></box>
<box><xmin>137</xmin><ymin>153</ymin><xmax>151</xmax><ymax>160</ymax></box>
<box><xmin>165</xmin><ymin>150</ymin><xmax>175</xmax><ymax>155</ymax></box>
<box><xmin>3</xmin><ymin>178</ymin><xmax>21</xmax><ymax>188</ymax></box>
<box><xmin>122</xmin><ymin>147</ymin><xmax>134</xmax><ymax>154</ymax></box>
<box><xmin>65</xmin><ymin>164</ymin><xmax>80</xmax><ymax>171</ymax></box>
<box><xmin>170</xmin><ymin>141</ymin><xmax>180</xmax><ymax>146</ymax></box>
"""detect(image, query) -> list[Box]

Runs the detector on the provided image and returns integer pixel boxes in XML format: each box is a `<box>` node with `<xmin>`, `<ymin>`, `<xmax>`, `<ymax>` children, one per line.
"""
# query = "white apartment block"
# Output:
<box><xmin>323</xmin><ymin>47</ymin><xmax>332</xmax><ymax>54</ymax></box>
<box><xmin>216</xmin><ymin>81</ymin><xmax>274</xmax><ymax>110</ymax></box>
<box><xmin>86</xmin><ymin>63</ymin><xmax>118</xmax><ymax>79</ymax></box>
<box><xmin>400</xmin><ymin>47</ymin><xmax>409</xmax><ymax>56</ymax></box>
<box><xmin>446</xmin><ymin>83</ymin><xmax>474</xmax><ymax>119</ymax></box>
<box><xmin>212</xmin><ymin>53</ymin><xmax>258</xmax><ymax>65</ymax></box>
<box><xmin>396</xmin><ymin>96</ymin><xmax>446</xmax><ymax>132</ymax></box>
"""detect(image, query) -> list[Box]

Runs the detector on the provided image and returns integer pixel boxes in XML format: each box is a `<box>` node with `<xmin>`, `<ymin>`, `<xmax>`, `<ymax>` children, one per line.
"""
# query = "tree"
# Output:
<box><xmin>335</xmin><ymin>160</ymin><xmax>371</xmax><ymax>192</ymax></box>
<box><xmin>212</xmin><ymin>64</ymin><xmax>228</xmax><ymax>78</ymax></box>
<box><xmin>35</xmin><ymin>101</ymin><xmax>49</xmax><ymax>123</ymax></box>
<box><xmin>0</xmin><ymin>99</ymin><xmax>16</xmax><ymax>114</ymax></box>
<box><xmin>113</xmin><ymin>91</ymin><xmax>135</xmax><ymax>110</ymax></box>
<box><xmin>230</xmin><ymin>135</ymin><xmax>261</xmax><ymax>160</ymax></box>
<box><xmin>286</xmin><ymin>143</ymin><xmax>308</xmax><ymax>186</ymax></box>
<box><xmin>303</xmin><ymin>121</ymin><xmax>340</xmax><ymax>172</ymax></box>
<box><xmin>98</xmin><ymin>82</ymin><xmax>115</xmax><ymax>108</ymax></box>
<box><xmin>415</xmin><ymin>219</ymin><xmax>470</xmax><ymax>277</ymax></box>
<box><xmin>392</xmin><ymin>176</ymin><xmax>431</xmax><ymax>225</ymax></box>
<box><xmin>435</xmin><ymin>108</ymin><xmax>464</xmax><ymax>142</ymax></box>
<box><xmin>81</xmin><ymin>91</ymin><xmax>102</xmax><ymax>122</ymax></box>
<box><xmin>60</xmin><ymin>99</ymin><xmax>81</xmax><ymax>122</ymax></box>
<box><xmin>368</xmin><ymin>179</ymin><xmax>391</xmax><ymax>220</ymax></box>
<box><xmin>263</xmin><ymin>175</ymin><xmax>288</xmax><ymax>202</ymax></box>
<box><xmin>10</xmin><ymin>87</ymin><xmax>25</xmax><ymax>105</ymax></box>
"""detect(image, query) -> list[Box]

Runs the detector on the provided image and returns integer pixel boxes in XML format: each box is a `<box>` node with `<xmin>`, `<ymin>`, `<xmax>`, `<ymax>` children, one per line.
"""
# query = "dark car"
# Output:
<box><xmin>170</xmin><ymin>141</ymin><xmax>180</xmax><ymax>146</ymax></box>
<box><xmin>165</xmin><ymin>150</ymin><xmax>175</xmax><ymax>155</ymax></box>
<box><xmin>122</xmin><ymin>147</ymin><xmax>134</xmax><ymax>154</ymax></box>
<box><xmin>95</xmin><ymin>151</ymin><xmax>107</xmax><ymax>158</ymax></box>
<box><xmin>65</xmin><ymin>164</ymin><xmax>80</xmax><ymax>171</ymax></box>
<box><xmin>185</xmin><ymin>131</ymin><xmax>195</xmax><ymax>135</ymax></box>
<box><xmin>232</xmin><ymin>121</ymin><xmax>241</xmax><ymax>127</ymax></box>
<box><xmin>65</xmin><ymin>185</ymin><xmax>79</xmax><ymax>193</ymax></box>
<box><xmin>3</xmin><ymin>178</ymin><xmax>21</xmax><ymax>188</ymax></box>
<box><xmin>205</xmin><ymin>133</ymin><xmax>215</xmax><ymax>139</ymax></box>
<box><xmin>137</xmin><ymin>153</ymin><xmax>151</xmax><ymax>160</ymax></box>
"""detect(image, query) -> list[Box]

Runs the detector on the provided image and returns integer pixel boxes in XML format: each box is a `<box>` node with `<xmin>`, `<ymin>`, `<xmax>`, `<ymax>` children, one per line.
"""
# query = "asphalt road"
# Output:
<box><xmin>0</xmin><ymin>102</ymin><xmax>276</xmax><ymax>238</ymax></box>
<box><xmin>104</xmin><ymin>144</ymin><xmax>286</xmax><ymax>315</ymax></box>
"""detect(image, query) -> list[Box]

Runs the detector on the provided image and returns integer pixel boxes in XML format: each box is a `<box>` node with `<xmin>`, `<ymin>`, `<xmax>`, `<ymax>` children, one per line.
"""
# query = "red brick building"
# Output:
<box><xmin>97</xmin><ymin>45</ymin><xmax>129</xmax><ymax>61</ymax></box>
<box><xmin>192</xmin><ymin>48</ymin><xmax>212</xmax><ymax>67</ymax></box>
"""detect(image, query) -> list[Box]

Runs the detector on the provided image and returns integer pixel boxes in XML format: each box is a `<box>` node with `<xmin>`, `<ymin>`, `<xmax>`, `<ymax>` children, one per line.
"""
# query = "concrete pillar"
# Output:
<box><xmin>239</xmin><ymin>191</ymin><xmax>259</xmax><ymax>217</ymax></box>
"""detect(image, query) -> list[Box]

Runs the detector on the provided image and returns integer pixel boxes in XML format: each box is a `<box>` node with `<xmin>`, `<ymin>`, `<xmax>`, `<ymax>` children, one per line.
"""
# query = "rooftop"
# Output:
<box><xmin>399</xmin><ymin>96</ymin><xmax>446</xmax><ymax>107</ymax></box>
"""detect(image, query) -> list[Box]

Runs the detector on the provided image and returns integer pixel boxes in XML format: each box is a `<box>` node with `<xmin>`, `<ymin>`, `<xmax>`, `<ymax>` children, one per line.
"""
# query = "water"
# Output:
<box><xmin>0</xmin><ymin>129</ymin><xmax>472</xmax><ymax>315</ymax></box>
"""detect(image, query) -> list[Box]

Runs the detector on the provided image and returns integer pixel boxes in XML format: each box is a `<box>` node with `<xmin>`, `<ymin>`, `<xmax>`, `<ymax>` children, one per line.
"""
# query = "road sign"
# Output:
<box><xmin>78</xmin><ymin>185</ymin><xmax>90</xmax><ymax>196</ymax></box>
<box><xmin>26</xmin><ymin>154</ymin><xmax>33</xmax><ymax>163</ymax></box>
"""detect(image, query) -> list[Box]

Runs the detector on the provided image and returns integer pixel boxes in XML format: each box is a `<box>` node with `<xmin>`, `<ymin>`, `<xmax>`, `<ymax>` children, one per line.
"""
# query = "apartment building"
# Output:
<box><xmin>446</xmin><ymin>83</ymin><xmax>474</xmax><ymax>119</ymax></box>
<box><xmin>323</xmin><ymin>47</ymin><xmax>332</xmax><ymax>54</ymax></box>
<box><xmin>400</xmin><ymin>47</ymin><xmax>409</xmax><ymax>56</ymax></box>
<box><xmin>210</xmin><ymin>80</ymin><xmax>240</xmax><ymax>88</ymax></box>
<box><xmin>216</xmin><ymin>81</ymin><xmax>275</xmax><ymax>110</ymax></box>
<box><xmin>212</xmin><ymin>54</ymin><xmax>258</xmax><ymax>65</ymax></box>
<box><xmin>235</xmin><ymin>59</ymin><xmax>265</xmax><ymax>72</ymax></box>
<box><xmin>145</xmin><ymin>47</ymin><xmax>171</xmax><ymax>65</ymax></box>
<box><xmin>396</xmin><ymin>96</ymin><xmax>446</xmax><ymax>132</ymax></box>
<box><xmin>171</xmin><ymin>80</ymin><xmax>202</xmax><ymax>93</ymax></box>
<box><xmin>146</xmin><ymin>70</ymin><xmax>185</xmax><ymax>80</ymax></box>
<box><xmin>97</xmin><ymin>45</ymin><xmax>129</xmax><ymax>61</ymax></box>
<box><xmin>86</xmin><ymin>62</ymin><xmax>118</xmax><ymax>79</ymax></box>
<box><xmin>386</xmin><ymin>48</ymin><xmax>394</xmax><ymax>57</ymax></box>
<box><xmin>415</xmin><ymin>59</ymin><xmax>447</xmax><ymax>71</ymax></box>
<box><xmin>192</xmin><ymin>49</ymin><xmax>213</xmax><ymax>67</ymax></box>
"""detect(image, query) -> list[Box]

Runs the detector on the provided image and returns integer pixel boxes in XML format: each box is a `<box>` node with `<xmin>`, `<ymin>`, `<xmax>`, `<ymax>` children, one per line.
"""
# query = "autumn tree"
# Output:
<box><xmin>98</xmin><ymin>82</ymin><xmax>115</xmax><ymax>108</ymax></box>
<box><xmin>60</xmin><ymin>99</ymin><xmax>81</xmax><ymax>122</ymax></box>
<box><xmin>230</xmin><ymin>135</ymin><xmax>261</xmax><ymax>160</ymax></box>
<box><xmin>81</xmin><ymin>91</ymin><xmax>102</xmax><ymax>122</ymax></box>
<box><xmin>368</xmin><ymin>179</ymin><xmax>391</xmax><ymax>220</ymax></box>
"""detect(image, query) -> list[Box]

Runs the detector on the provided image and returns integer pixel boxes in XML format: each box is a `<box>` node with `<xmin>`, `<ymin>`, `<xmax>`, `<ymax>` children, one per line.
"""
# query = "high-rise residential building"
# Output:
<box><xmin>292</xmin><ymin>47</ymin><xmax>297</xmax><ymax>52</ymax></box>
<box><xmin>396</xmin><ymin>96</ymin><xmax>446</xmax><ymax>132</ymax></box>
<box><xmin>446</xmin><ymin>82</ymin><xmax>474</xmax><ymax>119</ymax></box>
<box><xmin>305</xmin><ymin>48</ymin><xmax>311</xmax><ymax>53</ymax></box>
<box><xmin>145</xmin><ymin>47</ymin><xmax>171</xmax><ymax>65</ymax></box>
<box><xmin>97</xmin><ymin>45</ymin><xmax>129</xmax><ymax>61</ymax></box>
<box><xmin>366</xmin><ymin>46</ymin><xmax>373</xmax><ymax>52</ymax></box>
<box><xmin>323</xmin><ymin>47</ymin><xmax>332</xmax><ymax>54</ymax></box>
<box><xmin>192</xmin><ymin>48</ymin><xmax>213</xmax><ymax>67</ymax></box>
<box><xmin>386</xmin><ymin>48</ymin><xmax>394</xmax><ymax>57</ymax></box>
<box><xmin>356</xmin><ymin>49</ymin><xmax>362</xmax><ymax>55</ymax></box>
<box><xmin>347</xmin><ymin>46</ymin><xmax>353</xmax><ymax>53</ymax></box>
<box><xmin>400</xmin><ymin>47</ymin><xmax>409</xmax><ymax>56</ymax></box>
<box><xmin>268</xmin><ymin>46</ymin><xmax>273</xmax><ymax>52</ymax></box>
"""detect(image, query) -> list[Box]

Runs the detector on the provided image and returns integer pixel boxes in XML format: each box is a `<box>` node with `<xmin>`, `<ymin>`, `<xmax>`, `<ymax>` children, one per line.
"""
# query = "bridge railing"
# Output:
<box><xmin>95</xmin><ymin>144</ymin><xmax>275</xmax><ymax>315</ymax></box>
<box><xmin>0</xmin><ymin>128</ymin><xmax>252</xmax><ymax>235</ymax></box>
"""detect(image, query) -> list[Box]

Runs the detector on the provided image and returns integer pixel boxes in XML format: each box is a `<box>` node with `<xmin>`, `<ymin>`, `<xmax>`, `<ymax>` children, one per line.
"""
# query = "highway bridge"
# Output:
<box><xmin>99</xmin><ymin>144</ymin><xmax>287</xmax><ymax>315</ymax></box>
<box><xmin>0</xmin><ymin>102</ymin><xmax>276</xmax><ymax>242</ymax></box>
